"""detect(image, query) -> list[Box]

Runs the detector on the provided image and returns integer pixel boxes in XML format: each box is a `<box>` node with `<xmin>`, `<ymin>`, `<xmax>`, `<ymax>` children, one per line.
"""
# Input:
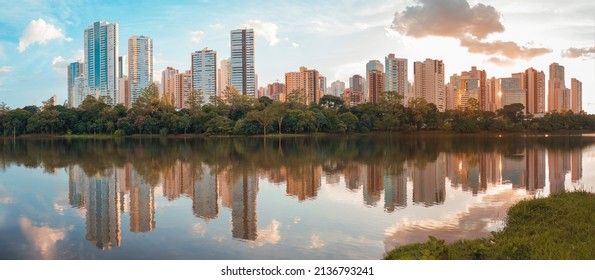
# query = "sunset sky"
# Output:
<box><xmin>0</xmin><ymin>0</ymin><xmax>593</xmax><ymax>111</ymax></box>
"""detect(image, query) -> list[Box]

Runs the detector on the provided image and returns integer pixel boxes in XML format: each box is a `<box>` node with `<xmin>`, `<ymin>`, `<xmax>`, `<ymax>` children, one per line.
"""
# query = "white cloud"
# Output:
<box><xmin>292</xmin><ymin>42</ymin><xmax>299</xmax><ymax>48</ymax></box>
<box><xmin>0</xmin><ymin>66</ymin><xmax>13</xmax><ymax>74</ymax></box>
<box><xmin>18</xmin><ymin>18</ymin><xmax>71</xmax><ymax>53</ymax></box>
<box><xmin>190</xmin><ymin>31</ymin><xmax>205</xmax><ymax>42</ymax></box>
<box><xmin>242</xmin><ymin>20</ymin><xmax>280</xmax><ymax>46</ymax></box>
<box><xmin>209</xmin><ymin>23</ymin><xmax>224</xmax><ymax>30</ymax></box>
<box><xmin>73</xmin><ymin>49</ymin><xmax>84</xmax><ymax>61</ymax></box>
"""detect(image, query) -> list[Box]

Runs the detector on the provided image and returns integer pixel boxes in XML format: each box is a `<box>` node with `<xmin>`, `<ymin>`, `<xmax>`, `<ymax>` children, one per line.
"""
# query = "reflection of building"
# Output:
<box><xmin>502</xmin><ymin>152</ymin><xmax>527</xmax><ymax>189</ymax></box>
<box><xmin>231</xmin><ymin>172</ymin><xmax>259</xmax><ymax>240</ymax></box>
<box><xmin>343</xmin><ymin>162</ymin><xmax>365</xmax><ymax>191</ymax></box>
<box><xmin>192</xmin><ymin>164</ymin><xmax>219</xmax><ymax>221</ymax></box>
<box><xmin>85</xmin><ymin>169</ymin><xmax>122</xmax><ymax>250</ymax></box>
<box><xmin>161</xmin><ymin>161</ymin><xmax>194</xmax><ymax>201</ymax></box>
<box><xmin>411</xmin><ymin>154</ymin><xmax>446</xmax><ymax>205</ymax></box>
<box><xmin>446</xmin><ymin>154</ymin><xmax>481</xmax><ymax>194</ymax></box>
<box><xmin>384</xmin><ymin>162</ymin><xmax>407</xmax><ymax>212</ymax></box>
<box><xmin>364</xmin><ymin>163</ymin><xmax>384</xmax><ymax>206</ymax></box>
<box><xmin>69</xmin><ymin>165</ymin><xmax>88</xmax><ymax>208</ymax></box>
<box><xmin>479</xmin><ymin>152</ymin><xmax>502</xmax><ymax>189</ymax></box>
<box><xmin>548</xmin><ymin>149</ymin><xmax>570</xmax><ymax>193</ymax></box>
<box><xmin>525</xmin><ymin>149</ymin><xmax>546</xmax><ymax>191</ymax></box>
<box><xmin>286</xmin><ymin>164</ymin><xmax>321</xmax><ymax>201</ymax></box>
<box><xmin>571</xmin><ymin>148</ymin><xmax>582</xmax><ymax>183</ymax></box>
<box><xmin>129</xmin><ymin>169</ymin><xmax>155</xmax><ymax>233</ymax></box>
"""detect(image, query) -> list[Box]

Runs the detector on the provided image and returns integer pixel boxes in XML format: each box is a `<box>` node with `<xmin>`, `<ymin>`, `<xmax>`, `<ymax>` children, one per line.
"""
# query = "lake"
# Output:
<box><xmin>0</xmin><ymin>133</ymin><xmax>593</xmax><ymax>259</ymax></box>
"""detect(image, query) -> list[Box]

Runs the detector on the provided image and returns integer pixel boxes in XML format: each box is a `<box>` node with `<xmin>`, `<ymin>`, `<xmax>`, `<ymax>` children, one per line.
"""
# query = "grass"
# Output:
<box><xmin>384</xmin><ymin>191</ymin><xmax>595</xmax><ymax>260</ymax></box>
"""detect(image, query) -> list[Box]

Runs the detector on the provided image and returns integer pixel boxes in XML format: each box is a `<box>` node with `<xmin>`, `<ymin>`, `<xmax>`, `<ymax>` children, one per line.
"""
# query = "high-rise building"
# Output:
<box><xmin>525</xmin><ymin>68</ymin><xmax>546</xmax><ymax>114</ymax></box>
<box><xmin>329</xmin><ymin>80</ymin><xmax>345</xmax><ymax>97</ymax></box>
<box><xmin>385</xmin><ymin>54</ymin><xmax>408</xmax><ymax>97</ymax></box>
<box><xmin>285</xmin><ymin>66</ymin><xmax>322</xmax><ymax>105</ymax></box>
<box><xmin>84</xmin><ymin>21</ymin><xmax>119</xmax><ymax>105</ymax></box>
<box><xmin>342</xmin><ymin>88</ymin><xmax>364</xmax><ymax>107</ymax></box>
<box><xmin>319</xmin><ymin>76</ymin><xmax>327</xmax><ymax>96</ymax></box>
<box><xmin>191</xmin><ymin>48</ymin><xmax>217</xmax><ymax>102</ymax></box>
<box><xmin>368</xmin><ymin>69</ymin><xmax>385</xmax><ymax>104</ymax></box>
<box><xmin>161</xmin><ymin>66</ymin><xmax>178</xmax><ymax>103</ymax></box>
<box><xmin>128</xmin><ymin>36</ymin><xmax>153</xmax><ymax>106</ymax></box>
<box><xmin>548</xmin><ymin>62</ymin><xmax>566</xmax><ymax>112</ymax></box>
<box><xmin>67</xmin><ymin>61</ymin><xmax>83</xmax><ymax>107</ymax></box>
<box><xmin>267</xmin><ymin>82</ymin><xmax>285</xmax><ymax>101</ymax></box>
<box><xmin>501</xmin><ymin>73</ymin><xmax>527</xmax><ymax>110</ymax></box>
<box><xmin>118</xmin><ymin>75</ymin><xmax>129</xmax><ymax>107</ymax></box>
<box><xmin>571</xmin><ymin>78</ymin><xmax>582</xmax><ymax>113</ymax></box>
<box><xmin>174</xmin><ymin>70</ymin><xmax>192</xmax><ymax>108</ymax></box>
<box><xmin>349</xmin><ymin>74</ymin><xmax>365</xmax><ymax>93</ymax></box>
<box><xmin>445</xmin><ymin>66</ymin><xmax>485</xmax><ymax>110</ymax></box>
<box><xmin>366</xmin><ymin>60</ymin><xmax>383</xmax><ymax>101</ymax></box>
<box><xmin>413</xmin><ymin>58</ymin><xmax>445</xmax><ymax>111</ymax></box>
<box><xmin>218</xmin><ymin>58</ymin><xmax>231</xmax><ymax>97</ymax></box>
<box><xmin>486</xmin><ymin>77</ymin><xmax>501</xmax><ymax>112</ymax></box>
<box><xmin>230</xmin><ymin>28</ymin><xmax>255</xmax><ymax>96</ymax></box>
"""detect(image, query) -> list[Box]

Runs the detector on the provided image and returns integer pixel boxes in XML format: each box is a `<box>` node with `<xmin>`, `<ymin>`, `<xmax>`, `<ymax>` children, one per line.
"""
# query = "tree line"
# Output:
<box><xmin>1</xmin><ymin>84</ymin><xmax>594</xmax><ymax>137</ymax></box>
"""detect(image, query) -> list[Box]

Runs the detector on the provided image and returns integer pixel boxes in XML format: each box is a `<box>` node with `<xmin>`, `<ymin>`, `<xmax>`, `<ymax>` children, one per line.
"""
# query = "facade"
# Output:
<box><xmin>230</xmin><ymin>28</ymin><xmax>255</xmax><ymax>96</ymax></box>
<box><xmin>349</xmin><ymin>74</ymin><xmax>365</xmax><ymax>93</ymax></box>
<box><xmin>548</xmin><ymin>62</ymin><xmax>566</xmax><ymax>112</ymax></box>
<box><xmin>128</xmin><ymin>36</ymin><xmax>153</xmax><ymax>106</ymax></box>
<box><xmin>501</xmin><ymin>73</ymin><xmax>526</xmax><ymax>110</ymax></box>
<box><xmin>84</xmin><ymin>21</ymin><xmax>119</xmax><ymax>105</ymax></box>
<box><xmin>366</xmin><ymin>60</ymin><xmax>383</xmax><ymax>101</ymax></box>
<box><xmin>571</xmin><ymin>78</ymin><xmax>582</xmax><ymax>113</ymax></box>
<box><xmin>267</xmin><ymin>82</ymin><xmax>285</xmax><ymax>101</ymax></box>
<box><xmin>445</xmin><ymin>66</ymin><xmax>485</xmax><ymax>110</ymax></box>
<box><xmin>285</xmin><ymin>67</ymin><xmax>322</xmax><ymax>105</ymax></box>
<box><xmin>218</xmin><ymin>58</ymin><xmax>231</xmax><ymax>97</ymax></box>
<box><xmin>342</xmin><ymin>88</ymin><xmax>364</xmax><ymax>107</ymax></box>
<box><xmin>329</xmin><ymin>80</ymin><xmax>345</xmax><ymax>97</ymax></box>
<box><xmin>161</xmin><ymin>67</ymin><xmax>178</xmax><ymax>104</ymax></box>
<box><xmin>67</xmin><ymin>62</ymin><xmax>83</xmax><ymax>107</ymax></box>
<box><xmin>385</xmin><ymin>54</ymin><xmax>408</xmax><ymax>97</ymax></box>
<box><xmin>368</xmin><ymin>69</ymin><xmax>385</xmax><ymax>104</ymax></box>
<box><xmin>525</xmin><ymin>67</ymin><xmax>546</xmax><ymax>114</ymax></box>
<box><xmin>174</xmin><ymin>70</ymin><xmax>193</xmax><ymax>108</ymax></box>
<box><xmin>319</xmin><ymin>76</ymin><xmax>327</xmax><ymax>96</ymax></box>
<box><xmin>191</xmin><ymin>48</ymin><xmax>218</xmax><ymax>102</ymax></box>
<box><xmin>413</xmin><ymin>58</ymin><xmax>445</xmax><ymax>111</ymax></box>
<box><xmin>485</xmin><ymin>77</ymin><xmax>501</xmax><ymax>112</ymax></box>
<box><xmin>118</xmin><ymin>75</ymin><xmax>129</xmax><ymax>107</ymax></box>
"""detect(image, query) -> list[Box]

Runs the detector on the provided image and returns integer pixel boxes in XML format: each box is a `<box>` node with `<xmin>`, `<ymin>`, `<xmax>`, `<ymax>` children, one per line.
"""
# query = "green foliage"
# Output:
<box><xmin>114</xmin><ymin>129</ymin><xmax>125</xmax><ymax>137</ymax></box>
<box><xmin>385</xmin><ymin>191</ymin><xmax>595</xmax><ymax>260</ymax></box>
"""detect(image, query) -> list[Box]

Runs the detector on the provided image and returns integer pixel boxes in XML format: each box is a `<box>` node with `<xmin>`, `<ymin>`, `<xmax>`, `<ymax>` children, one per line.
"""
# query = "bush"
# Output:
<box><xmin>114</xmin><ymin>129</ymin><xmax>125</xmax><ymax>137</ymax></box>
<box><xmin>159</xmin><ymin>128</ymin><xmax>168</xmax><ymax>136</ymax></box>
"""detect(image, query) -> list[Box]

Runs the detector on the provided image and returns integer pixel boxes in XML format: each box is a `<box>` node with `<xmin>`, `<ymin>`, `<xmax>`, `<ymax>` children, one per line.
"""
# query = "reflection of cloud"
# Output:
<box><xmin>293</xmin><ymin>216</ymin><xmax>301</xmax><ymax>224</ymax></box>
<box><xmin>248</xmin><ymin>220</ymin><xmax>281</xmax><ymax>247</ymax></box>
<box><xmin>308</xmin><ymin>234</ymin><xmax>325</xmax><ymax>249</ymax></box>
<box><xmin>193</xmin><ymin>223</ymin><xmax>206</xmax><ymax>237</ymax></box>
<box><xmin>0</xmin><ymin>197</ymin><xmax>13</xmax><ymax>204</ymax></box>
<box><xmin>561</xmin><ymin>47</ymin><xmax>595</xmax><ymax>59</ymax></box>
<box><xmin>384</xmin><ymin>188</ymin><xmax>531</xmax><ymax>251</ymax></box>
<box><xmin>19</xmin><ymin>217</ymin><xmax>66</xmax><ymax>259</ymax></box>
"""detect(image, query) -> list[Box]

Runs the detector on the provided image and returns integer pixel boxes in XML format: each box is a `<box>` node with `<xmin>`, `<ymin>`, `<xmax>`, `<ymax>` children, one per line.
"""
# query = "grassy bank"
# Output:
<box><xmin>384</xmin><ymin>191</ymin><xmax>595</xmax><ymax>260</ymax></box>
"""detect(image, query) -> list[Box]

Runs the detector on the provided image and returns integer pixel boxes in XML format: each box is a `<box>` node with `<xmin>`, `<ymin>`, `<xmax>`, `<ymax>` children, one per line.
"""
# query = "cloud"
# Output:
<box><xmin>460</xmin><ymin>37</ymin><xmax>552</xmax><ymax>59</ymax></box>
<box><xmin>209</xmin><ymin>23</ymin><xmax>224</xmax><ymax>30</ymax></box>
<box><xmin>18</xmin><ymin>18</ymin><xmax>71</xmax><ymax>53</ymax></box>
<box><xmin>561</xmin><ymin>47</ymin><xmax>595</xmax><ymax>58</ymax></box>
<box><xmin>242</xmin><ymin>20</ymin><xmax>280</xmax><ymax>46</ymax></box>
<box><xmin>308</xmin><ymin>234</ymin><xmax>325</xmax><ymax>249</ymax></box>
<box><xmin>292</xmin><ymin>42</ymin><xmax>299</xmax><ymax>48</ymax></box>
<box><xmin>0</xmin><ymin>66</ymin><xmax>13</xmax><ymax>74</ymax></box>
<box><xmin>391</xmin><ymin>0</ymin><xmax>504</xmax><ymax>39</ymax></box>
<box><xmin>486</xmin><ymin>57</ymin><xmax>515</xmax><ymax>67</ymax></box>
<box><xmin>190</xmin><ymin>31</ymin><xmax>205</xmax><ymax>43</ymax></box>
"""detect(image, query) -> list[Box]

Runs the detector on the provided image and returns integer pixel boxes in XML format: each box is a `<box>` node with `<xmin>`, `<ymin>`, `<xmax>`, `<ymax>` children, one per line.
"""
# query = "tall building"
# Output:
<box><xmin>318</xmin><ymin>75</ymin><xmax>327</xmax><ymax>96</ymax></box>
<box><xmin>218</xmin><ymin>58</ymin><xmax>231</xmax><ymax>96</ymax></box>
<box><xmin>385</xmin><ymin>54</ymin><xmax>408</xmax><ymax>97</ymax></box>
<box><xmin>486</xmin><ymin>77</ymin><xmax>501</xmax><ymax>112</ymax></box>
<box><xmin>128</xmin><ymin>36</ymin><xmax>153</xmax><ymax>106</ymax></box>
<box><xmin>67</xmin><ymin>61</ymin><xmax>83</xmax><ymax>107</ymax></box>
<box><xmin>548</xmin><ymin>62</ymin><xmax>566</xmax><ymax>112</ymax></box>
<box><xmin>413</xmin><ymin>58</ymin><xmax>445</xmax><ymax>111</ymax></box>
<box><xmin>571</xmin><ymin>78</ymin><xmax>582</xmax><ymax>113</ymax></box>
<box><xmin>366</xmin><ymin>60</ymin><xmax>383</xmax><ymax>101</ymax></box>
<box><xmin>84</xmin><ymin>21</ymin><xmax>119</xmax><ymax>105</ymax></box>
<box><xmin>191</xmin><ymin>48</ymin><xmax>218</xmax><ymax>102</ymax></box>
<box><xmin>161</xmin><ymin>67</ymin><xmax>178</xmax><ymax>103</ymax></box>
<box><xmin>446</xmin><ymin>66</ymin><xmax>485</xmax><ymax>110</ymax></box>
<box><xmin>368</xmin><ymin>69</ymin><xmax>385</xmax><ymax>104</ymax></box>
<box><xmin>267</xmin><ymin>82</ymin><xmax>285</xmax><ymax>101</ymax></box>
<box><xmin>329</xmin><ymin>80</ymin><xmax>345</xmax><ymax>97</ymax></box>
<box><xmin>501</xmin><ymin>73</ymin><xmax>526</xmax><ymax>110</ymax></box>
<box><xmin>349</xmin><ymin>74</ymin><xmax>365</xmax><ymax>93</ymax></box>
<box><xmin>230</xmin><ymin>28</ymin><xmax>255</xmax><ymax>96</ymax></box>
<box><xmin>285</xmin><ymin>66</ymin><xmax>322</xmax><ymax>105</ymax></box>
<box><xmin>524</xmin><ymin>68</ymin><xmax>546</xmax><ymax>114</ymax></box>
<box><xmin>118</xmin><ymin>75</ymin><xmax>129</xmax><ymax>107</ymax></box>
<box><xmin>174</xmin><ymin>70</ymin><xmax>192</xmax><ymax>108</ymax></box>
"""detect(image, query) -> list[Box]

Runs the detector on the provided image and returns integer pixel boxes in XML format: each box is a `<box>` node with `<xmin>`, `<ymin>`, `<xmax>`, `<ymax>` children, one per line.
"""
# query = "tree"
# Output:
<box><xmin>286</xmin><ymin>88</ymin><xmax>307</xmax><ymax>108</ymax></box>
<box><xmin>319</xmin><ymin>95</ymin><xmax>344</xmax><ymax>109</ymax></box>
<box><xmin>268</xmin><ymin>101</ymin><xmax>287</xmax><ymax>134</ymax></box>
<box><xmin>498</xmin><ymin>103</ymin><xmax>525</xmax><ymax>124</ymax></box>
<box><xmin>378</xmin><ymin>91</ymin><xmax>404</xmax><ymax>131</ymax></box>
<box><xmin>186</xmin><ymin>89</ymin><xmax>204</xmax><ymax>110</ymax></box>
<box><xmin>247</xmin><ymin>108</ymin><xmax>275</xmax><ymax>136</ymax></box>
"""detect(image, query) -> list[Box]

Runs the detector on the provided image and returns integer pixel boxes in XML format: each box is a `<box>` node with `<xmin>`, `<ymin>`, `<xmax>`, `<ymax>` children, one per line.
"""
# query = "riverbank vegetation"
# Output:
<box><xmin>2</xmin><ymin>85</ymin><xmax>594</xmax><ymax>137</ymax></box>
<box><xmin>384</xmin><ymin>191</ymin><xmax>595</xmax><ymax>260</ymax></box>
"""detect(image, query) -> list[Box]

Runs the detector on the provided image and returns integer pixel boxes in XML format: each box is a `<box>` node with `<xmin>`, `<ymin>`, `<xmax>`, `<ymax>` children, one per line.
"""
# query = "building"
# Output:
<box><xmin>349</xmin><ymin>74</ymin><xmax>365</xmax><ymax>93</ymax></box>
<box><xmin>571</xmin><ymin>78</ymin><xmax>582</xmax><ymax>113</ymax></box>
<box><xmin>128</xmin><ymin>36</ymin><xmax>153</xmax><ymax>106</ymax></box>
<box><xmin>445</xmin><ymin>66</ymin><xmax>485</xmax><ymax>110</ymax></box>
<box><xmin>267</xmin><ymin>82</ymin><xmax>285</xmax><ymax>101</ymax></box>
<box><xmin>319</xmin><ymin>76</ymin><xmax>327</xmax><ymax>96</ymax></box>
<box><xmin>191</xmin><ymin>48</ymin><xmax>218</xmax><ymax>102</ymax></box>
<box><xmin>486</xmin><ymin>77</ymin><xmax>501</xmax><ymax>112</ymax></box>
<box><xmin>118</xmin><ymin>75</ymin><xmax>129</xmax><ymax>107</ymax></box>
<box><xmin>501</xmin><ymin>73</ymin><xmax>527</xmax><ymax>110</ymax></box>
<box><xmin>218</xmin><ymin>58</ymin><xmax>231</xmax><ymax>97</ymax></box>
<box><xmin>523</xmin><ymin>68</ymin><xmax>546</xmax><ymax>114</ymax></box>
<box><xmin>342</xmin><ymin>88</ymin><xmax>364</xmax><ymax>107</ymax></box>
<box><xmin>174</xmin><ymin>70</ymin><xmax>192</xmax><ymax>108</ymax></box>
<box><xmin>385</xmin><ymin>54</ymin><xmax>408</xmax><ymax>97</ymax></box>
<box><xmin>413</xmin><ymin>58</ymin><xmax>445</xmax><ymax>111</ymax></box>
<box><xmin>366</xmin><ymin>60</ymin><xmax>383</xmax><ymax>101</ymax></box>
<box><xmin>84</xmin><ymin>21</ymin><xmax>119</xmax><ymax>105</ymax></box>
<box><xmin>230</xmin><ymin>28</ymin><xmax>255</xmax><ymax>96</ymax></box>
<box><xmin>67</xmin><ymin>61</ymin><xmax>83</xmax><ymax>107</ymax></box>
<box><xmin>329</xmin><ymin>80</ymin><xmax>345</xmax><ymax>97</ymax></box>
<box><xmin>161</xmin><ymin>67</ymin><xmax>178</xmax><ymax>104</ymax></box>
<box><xmin>548</xmin><ymin>62</ymin><xmax>566</xmax><ymax>112</ymax></box>
<box><xmin>368</xmin><ymin>69</ymin><xmax>385</xmax><ymax>104</ymax></box>
<box><xmin>285</xmin><ymin>66</ymin><xmax>322</xmax><ymax>105</ymax></box>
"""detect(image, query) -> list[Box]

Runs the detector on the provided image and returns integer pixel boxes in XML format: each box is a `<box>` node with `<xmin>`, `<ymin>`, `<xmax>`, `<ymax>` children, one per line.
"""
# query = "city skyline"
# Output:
<box><xmin>0</xmin><ymin>0</ymin><xmax>593</xmax><ymax>111</ymax></box>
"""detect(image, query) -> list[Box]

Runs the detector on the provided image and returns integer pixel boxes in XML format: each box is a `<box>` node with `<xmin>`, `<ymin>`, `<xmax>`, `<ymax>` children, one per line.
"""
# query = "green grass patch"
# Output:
<box><xmin>384</xmin><ymin>191</ymin><xmax>595</xmax><ymax>260</ymax></box>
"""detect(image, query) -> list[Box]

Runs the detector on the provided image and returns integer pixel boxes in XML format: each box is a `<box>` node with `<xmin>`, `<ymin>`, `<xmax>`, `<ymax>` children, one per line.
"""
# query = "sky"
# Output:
<box><xmin>0</xmin><ymin>0</ymin><xmax>593</xmax><ymax>111</ymax></box>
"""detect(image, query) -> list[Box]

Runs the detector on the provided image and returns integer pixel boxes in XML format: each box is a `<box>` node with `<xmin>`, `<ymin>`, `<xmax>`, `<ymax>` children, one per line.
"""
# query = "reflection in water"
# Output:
<box><xmin>1</xmin><ymin>134</ymin><xmax>592</xmax><ymax>258</ymax></box>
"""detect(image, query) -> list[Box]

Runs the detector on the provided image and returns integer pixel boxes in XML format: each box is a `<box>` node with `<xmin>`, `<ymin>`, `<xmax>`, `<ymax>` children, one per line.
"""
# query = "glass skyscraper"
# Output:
<box><xmin>128</xmin><ymin>35</ymin><xmax>153</xmax><ymax>105</ymax></box>
<box><xmin>191</xmin><ymin>48</ymin><xmax>217</xmax><ymax>102</ymax></box>
<box><xmin>84</xmin><ymin>21</ymin><xmax>119</xmax><ymax>105</ymax></box>
<box><xmin>230</xmin><ymin>28</ymin><xmax>255</xmax><ymax>96</ymax></box>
